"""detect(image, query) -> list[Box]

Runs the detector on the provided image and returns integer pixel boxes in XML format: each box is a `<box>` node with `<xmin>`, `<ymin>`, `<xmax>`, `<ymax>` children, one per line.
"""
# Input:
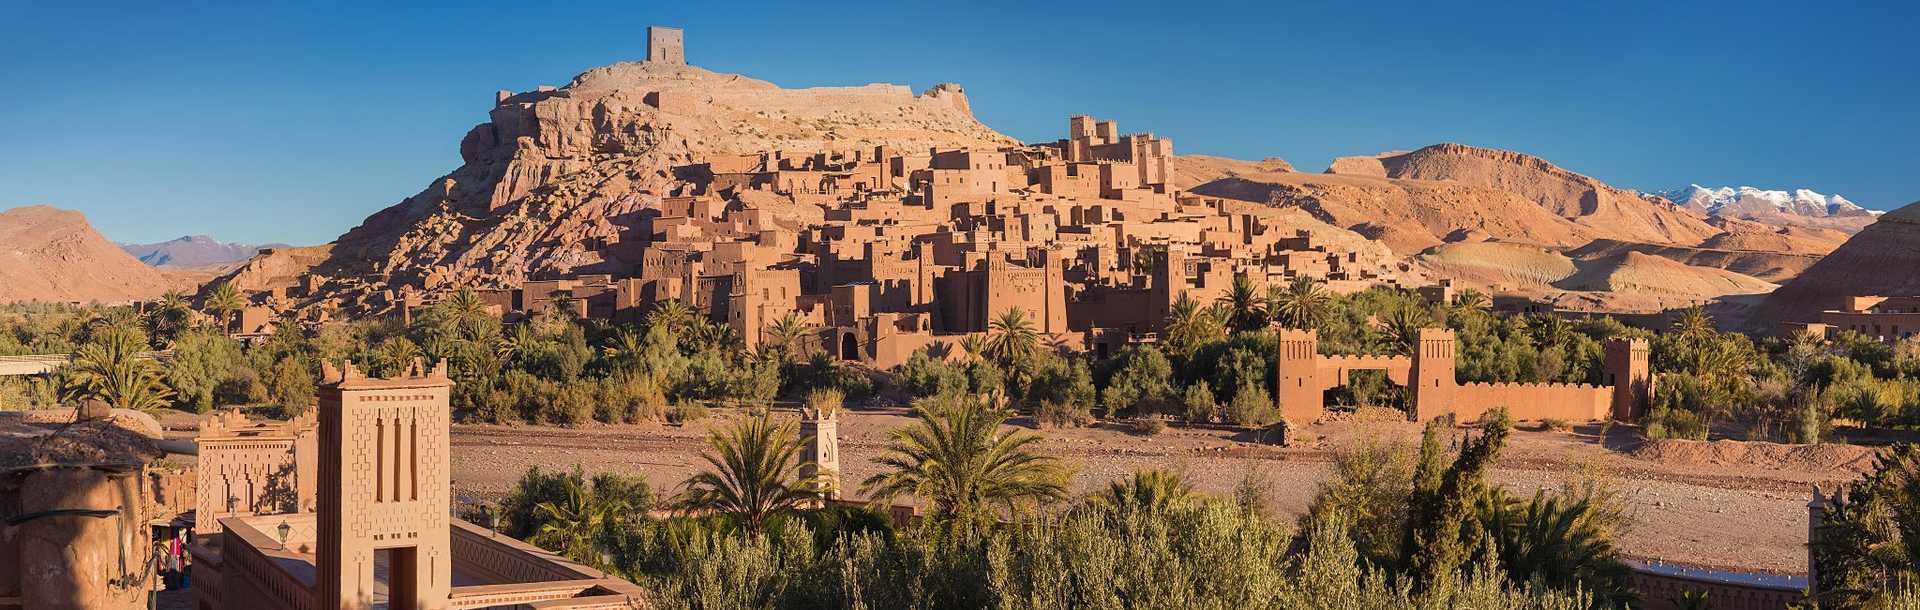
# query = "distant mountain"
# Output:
<box><xmin>1657</xmin><ymin>185</ymin><xmax>1874</xmax><ymax>219</ymax></box>
<box><xmin>1655</xmin><ymin>185</ymin><xmax>1876</xmax><ymax>235</ymax></box>
<box><xmin>0</xmin><ymin>205</ymin><xmax>187</xmax><ymax>303</ymax></box>
<box><xmin>121</xmin><ymin>235</ymin><xmax>284</xmax><ymax>269</ymax></box>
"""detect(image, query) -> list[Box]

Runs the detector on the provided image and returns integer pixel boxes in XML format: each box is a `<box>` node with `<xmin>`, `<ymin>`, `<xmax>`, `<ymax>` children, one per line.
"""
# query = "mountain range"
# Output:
<box><xmin>120</xmin><ymin>235</ymin><xmax>286</xmax><ymax>269</ymax></box>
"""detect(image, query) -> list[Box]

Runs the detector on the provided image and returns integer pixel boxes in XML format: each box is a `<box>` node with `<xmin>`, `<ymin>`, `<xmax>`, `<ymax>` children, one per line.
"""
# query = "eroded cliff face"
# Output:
<box><xmin>1749</xmin><ymin>201</ymin><xmax>1920</xmax><ymax>328</ymax></box>
<box><xmin>232</xmin><ymin>61</ymin><xmax>1014</xmax><ymax>315</ymax></box>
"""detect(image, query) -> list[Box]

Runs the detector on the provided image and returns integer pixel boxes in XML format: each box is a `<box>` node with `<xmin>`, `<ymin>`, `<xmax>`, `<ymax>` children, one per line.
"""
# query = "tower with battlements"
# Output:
<box><xmin>315</xmin><ymin>359</ymin><xmax>454</xmax><ymax>610</ymax></box>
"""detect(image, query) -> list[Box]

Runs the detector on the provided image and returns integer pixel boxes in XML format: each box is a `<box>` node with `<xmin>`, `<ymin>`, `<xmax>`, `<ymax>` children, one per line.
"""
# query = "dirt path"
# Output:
<box><xmin>446</xmin><ymin>410</ymin><xmax>1862</xmax><ymax>574</ymax></box>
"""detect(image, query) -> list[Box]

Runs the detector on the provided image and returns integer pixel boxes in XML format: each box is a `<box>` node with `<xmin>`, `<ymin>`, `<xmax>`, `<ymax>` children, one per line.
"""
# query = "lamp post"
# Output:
<box><xmin>276</xmin><ymin>520</ymin><xmax>292</xmax><ymax>550</ymax></box>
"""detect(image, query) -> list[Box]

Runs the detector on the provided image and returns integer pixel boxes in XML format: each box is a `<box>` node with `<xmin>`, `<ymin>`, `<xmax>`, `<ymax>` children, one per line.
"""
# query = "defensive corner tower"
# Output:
<box><xmin>316</xmin><ymin>359</ymin><xmax>454</xmax><ymax>610</ymax></box>
<box><xmin>647</xmin><ymin>26</ymin><xmax>685</xmax><ymax>65</ymax></box>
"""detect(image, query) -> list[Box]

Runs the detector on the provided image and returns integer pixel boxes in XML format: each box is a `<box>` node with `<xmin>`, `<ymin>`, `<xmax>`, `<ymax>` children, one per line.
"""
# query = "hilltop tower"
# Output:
<box><xmin>647</xmin><ymin>26</ymin><xmax>685</xmax><ymax>65</ymax></box>
<box><xmin>1409</xmin><ymin>328</ymin><xmax>1457</xmax><ymax>422</ymax></box>
<box><xmin>1604</xmin><ymin>338</ymin><xmax>1651</xmax><ymax>421</ymax></box>
<box><xmin>315</xmin><ymin>359</ymin><xmax>454</xmax><ymax>610</ymax></box>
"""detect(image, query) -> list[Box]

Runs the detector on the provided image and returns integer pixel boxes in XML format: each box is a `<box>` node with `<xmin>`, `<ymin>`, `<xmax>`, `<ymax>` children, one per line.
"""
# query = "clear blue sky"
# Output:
<box><xmin>3</xmin><ymin>1</ymin><xmax>1914</xmax><ymax>246</ymax></box>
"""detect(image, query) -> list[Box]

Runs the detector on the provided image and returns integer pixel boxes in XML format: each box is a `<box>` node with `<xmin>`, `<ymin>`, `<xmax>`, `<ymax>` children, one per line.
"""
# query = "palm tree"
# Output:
<box><xmin>203</xmin><ymin>282</ymin><xmax>245</xmax><ymax>333</ymax></box>
<box><xmin>647</xmin><ymin>300</ymin><xmax>698</xmax><ymax>337</ymax></box>
<box><xmin>1382</xmin><ymin>307</ymin><xmax>1429</xmax><ymax>356</ymax></box>
<box><xmin>378</xmin><ymin>337</ymin><xmax>423</xmax><ymax>375</ymax></box>
<box><xmin>445</xmin><ymin>287</ymin><xmax>491</xmax><ymax>327</ymax></box>
<box><xmin>60</xmin><ymin>331</ymin><xmax>173</xmax><ymax>411</ymax></box>
<box><xmin>1217</xmin><ymin>274</ymin><xmax>1267</xmax><ymax>332</ymax></box>
<box><xmin>1096</xmin><ymin>469</ymin><xmax>1198</xmax><ymax>513</ymax></box>
<box><xmin>861</xmin><ymin>394</ymin><xmax>1069</xmax><ymax>521</ymax></box>
<box><xmin>762</xmin><ymin>311</ymin><xmax>813</xmax><ymax>362</ymax></box>
<box><xmin>600</xmin><ymin>328</ymin><xmax>648</xmax><ymax>374</ymax></box>
<box><xmin>687</xmin><ymin>319</ymin><xmax>740</xmax><ymax>354</ymax></box>
<box><xmin>1163</xmin><ymin>294</ymin><xmax>1224</xmax><ymax>358</ymax></box>
<box><xmin>958</xmin><ymin>333</ymin><xmax>991</xmax><ymax>362</ymax></box>
<box><xmin>532</xmin><ymin>477</ymin><xmax>619</xmax><ymax>565</ymax></box>
<box><xmin>986</xmin><ymin>308</ymin><xmax>1040</xmax><ymax>366</ymax></box>
<box><xmin>1479</xmin><ymin>488</ymin><xmax>1633</xmax><ymax>606</ymax></box>
<box><xmin>149</xmin><ymin>290</ymin><xmax>193</xmax><ymax>343</ymax></box>
<box><xmin>1531</xmin><ymin>313</ymin><xmax>1572</xmax><ymax>350</ymax></box>
<box><xmin>1269</xmin><ymin>276</ymin><xmax>1331</xmax><ymax>330</ymax></box>
<box><xmin>498</xmin><ymin>324</ymin><xmax>540</xmax><ymax>363</ymax></box>
<box><xmin>1672</xmin><ymin>304</ymin><xmax>1715</xmax><ymax>342</ymax></box>
<box><xmin>679</xmin><ymin>413</ymin><xmax>820</xmax><ymax>531</ymax></box>
<box><xmin>1452</xmin><ymin>289</ymin><xmax>1490</xmax><ymax>313</ymax></box>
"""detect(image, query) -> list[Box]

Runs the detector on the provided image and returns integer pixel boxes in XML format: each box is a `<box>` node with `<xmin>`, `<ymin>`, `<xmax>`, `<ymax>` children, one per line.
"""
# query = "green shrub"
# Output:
<box><xmin>1181</xmin><ymin>384</ymin><xmax>1216</xmax><ymax>424</ymax></box>
<box><xmin>1035</xmin><ymin>400</ymin><xmax>1092</xmax><ymax>428</ymax></box>
<box><xmin>667</xmin><ymin>401</ymin><xmax>709</xmax><ymax>425</ymax></box>
<box><xmin>1224</xmin><ymin>383</ymin><xmax>1275</xmax><ymax>427</ymax></box>
<box><xmin>1645</xmin><ymin>405</ymin><xmax>1708</xmax><ymax>440</ymax></box>
<box><xmin>893</xmin><ymin>347</ymin><xmax>967</xmax><ymax>397</ymax></box>
<box><xmin>1129</xmin><ymin>416</ymin><xmax>1168</xmax><ymax>436</ymax></box>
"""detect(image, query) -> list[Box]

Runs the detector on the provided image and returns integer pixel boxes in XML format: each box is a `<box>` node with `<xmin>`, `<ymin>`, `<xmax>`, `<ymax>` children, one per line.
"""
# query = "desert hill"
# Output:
<box><xmin>1192</xmin><ymin>164</ymin><xmax>1609</xmax><ymax>254</ymax></box>
<box><xmin>1170</xmin><ymin>155</ymin><xmax>1295</xmax><ymax>190</ymax></box>
<box><xmin>0</xmin><ymin>206</ymin><xmax>193</xmax><ymax>304</ymax></box>
<box><xmin>220</xmin><ymin>61</ymin><xmax>1017</xmax><ymax>314</ymax></box>
<box><xmin>1749</xmin><ymin>201</ymin><xmax>1920</xmax><ymax>328</ymax></box>
<box><xmin>1361</xmin><ymin>143</ymin><xmax>1723</xmax><ymax>246</ymax></box>
<box><xmin>122</xmin><ymin>235</ymin><xmax>285</xmax><ymax>270</ymax></box>
<box><xmin>1415</xmin><ymin>241</ymin><xmax>1775</xmax><ymax>313</ymax></box>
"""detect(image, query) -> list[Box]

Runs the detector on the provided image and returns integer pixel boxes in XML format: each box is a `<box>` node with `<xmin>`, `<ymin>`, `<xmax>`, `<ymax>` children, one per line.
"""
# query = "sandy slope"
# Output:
<box><xmin>0</xmin><ymin>205</ymin><xmax>193</xmax><ymax>303</ymax></box>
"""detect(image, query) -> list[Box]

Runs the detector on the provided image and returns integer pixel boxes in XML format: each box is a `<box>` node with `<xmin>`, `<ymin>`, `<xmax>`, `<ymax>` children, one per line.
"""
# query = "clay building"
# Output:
<box><xmin>460</xmin><ymin>111</ymin><xmax>1416</xmax><ymax>369</ymax></box>
<box><xmin>1814</xmin><ymin>295</ymin><xmax>1920</xmax><ymax>342</ymax></box>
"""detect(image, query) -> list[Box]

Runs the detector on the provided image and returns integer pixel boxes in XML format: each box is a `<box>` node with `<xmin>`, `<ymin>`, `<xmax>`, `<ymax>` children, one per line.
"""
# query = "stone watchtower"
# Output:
<box><xmin>315</xmin><ymin>359</ymin><xmax>455</xmax><ymax>610</ymax></box>
<box><xmin>1603</xmin><ymin>338</ymin><xmax>1652</xmax><ymax>421</ymax></box>
<box><xmin>799</xmin><ymin>407</ymin><xmax>841</xmax><ymax>499</ymax></box>
<box><xmin>1409</xmin><ymin>328</ymin><xmax>1458</xmax><ymax>422</ymax></box>
<box><xmin>647</xmin><ymin>26</ymin><xmax>684</xmax><ymax>65</ymax></box>
<box><xmin>1274</xmin><ymin>328</ymin><xmax>1324</xmax><ymax>424</ymax></box>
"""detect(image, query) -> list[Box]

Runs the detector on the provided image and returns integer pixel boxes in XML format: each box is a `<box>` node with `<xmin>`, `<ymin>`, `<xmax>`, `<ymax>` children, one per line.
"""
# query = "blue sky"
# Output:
<box><xmin>2</xmin><ymin>1</ymin><xmax>1914</xmax><ymax>245</ymax></box>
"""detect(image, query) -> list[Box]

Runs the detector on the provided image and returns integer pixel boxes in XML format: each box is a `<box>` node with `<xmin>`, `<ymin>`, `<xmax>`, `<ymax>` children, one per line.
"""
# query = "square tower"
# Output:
<box><xmin>315</xmin><ymin>359</ymin><xmax>454</xmax><ymax>610</ymax></box>
<box><xmin>800</xmin><ymin>409</ymin><xmax>841</xmax><ymax>499</ymax></box>
<box><xmin>1409</xmin><ymin>328</ymin><xmax>1457</xmax><ymax>422</ymax></box>
<box><xmin>1604</xmin><ymin>338</ymin><xmax>1651</xmax><ymax>421</ymax></box>
<box><xmin>647</xmin><ymin>26</ymin><xmax>685</xmax><ymax>65</ymax></box>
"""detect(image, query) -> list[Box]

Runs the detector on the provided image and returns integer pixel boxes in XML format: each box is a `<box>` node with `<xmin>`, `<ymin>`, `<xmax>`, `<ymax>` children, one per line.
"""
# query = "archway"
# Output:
<box><xmin>840</xmin><ymin>333</ymin><xmax>859</xmax><ymax>361</ymax></box>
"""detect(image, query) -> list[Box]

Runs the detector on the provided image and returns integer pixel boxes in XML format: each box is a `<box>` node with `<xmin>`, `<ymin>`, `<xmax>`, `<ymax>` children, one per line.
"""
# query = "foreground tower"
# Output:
<box><xmin>1604</xmin><ymin>338</ymin><xmax>1651</xmax><ymax>421</ymax></box>
<box><xmin>316</xmin><ymin>359</ymin><xmax>454</xmax><ymax>610</ymax></box>
<box><xmin>800</xmin><ymin>407</ymin><xmax>842</xmax><ymax>499</ymax></box>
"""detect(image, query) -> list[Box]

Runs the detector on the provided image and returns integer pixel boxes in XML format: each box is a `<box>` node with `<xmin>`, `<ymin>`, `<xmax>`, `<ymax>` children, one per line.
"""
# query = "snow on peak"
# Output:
<box><xmin>1656</xmin><ymin>184</ymin><xmax>1870</xmax><ymax>218</ymax></box>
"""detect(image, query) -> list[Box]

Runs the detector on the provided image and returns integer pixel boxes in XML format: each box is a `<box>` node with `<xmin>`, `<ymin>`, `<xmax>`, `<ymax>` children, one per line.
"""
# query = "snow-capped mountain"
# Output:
<box><xmin>1657</xmin><ymin>185</ymin><xmax>1874</xmax><ymax>219</ymax></box>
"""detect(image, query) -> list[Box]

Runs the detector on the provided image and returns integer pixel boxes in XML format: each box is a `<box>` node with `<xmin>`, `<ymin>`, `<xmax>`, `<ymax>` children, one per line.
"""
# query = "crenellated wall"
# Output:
<box><xmin>1452</xmin><ymin>382</ymin><xmax>1611</xmax><ymax>422</ymax></box>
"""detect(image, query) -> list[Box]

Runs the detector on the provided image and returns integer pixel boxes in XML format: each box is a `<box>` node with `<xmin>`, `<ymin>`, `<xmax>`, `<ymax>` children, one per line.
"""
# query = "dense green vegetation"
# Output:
<box><xmin>480</xmin><ymin>400</ymin><xmax>1635</xmax><ymax>609</ymax></box>
<box><xmin>10</xmin><ymin>279</ymin><xmax>1920</xmax><ymax>443</ymax></box>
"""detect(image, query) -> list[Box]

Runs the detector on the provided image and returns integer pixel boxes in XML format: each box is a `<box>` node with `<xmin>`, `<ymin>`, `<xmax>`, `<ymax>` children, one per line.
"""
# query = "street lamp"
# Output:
<box><xmin>277</xmin><ymin>520</ymin><xmax>292</xmax><ymax>550</ymax></box>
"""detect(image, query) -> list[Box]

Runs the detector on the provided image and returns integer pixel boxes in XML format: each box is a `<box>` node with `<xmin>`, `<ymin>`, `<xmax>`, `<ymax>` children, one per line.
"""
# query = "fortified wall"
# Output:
<box><xmin>1275</xmin><ymin>327</ymin><xmax>1651</xmax><ymax>424</ymax></box>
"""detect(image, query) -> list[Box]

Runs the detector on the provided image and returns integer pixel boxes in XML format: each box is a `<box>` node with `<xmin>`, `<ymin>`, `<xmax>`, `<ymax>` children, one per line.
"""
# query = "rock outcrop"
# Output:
<box><xmin>223</xmin><ymin>60</ymin><xmax>1016</xmax><ymax>315</ymax></box>
<box><xmin>0</xmin><ymin>206</ymin><xmax>190</xmax><ymax>303</ymax></box>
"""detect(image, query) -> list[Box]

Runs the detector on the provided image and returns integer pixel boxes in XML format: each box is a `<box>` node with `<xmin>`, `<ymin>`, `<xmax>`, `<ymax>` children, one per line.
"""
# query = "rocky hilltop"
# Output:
<box><xmin>1749</xmin><ymin>201</ymin><xmax>1920</xmax><ymax>327</ymax></box>
<box><xmin>0</xmin><ymin>206</ymin><xmax>190</xmax><ymax>303</ymax></box>
<box><xmin>122</xmin><ymin>235</ymin><xmax>284</xmax><ymax>269</ymax></box>
<box><xmin>230</xmin><ymin>61</ymin><xmax>1015</xmax><ymax>314</ymax></box>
